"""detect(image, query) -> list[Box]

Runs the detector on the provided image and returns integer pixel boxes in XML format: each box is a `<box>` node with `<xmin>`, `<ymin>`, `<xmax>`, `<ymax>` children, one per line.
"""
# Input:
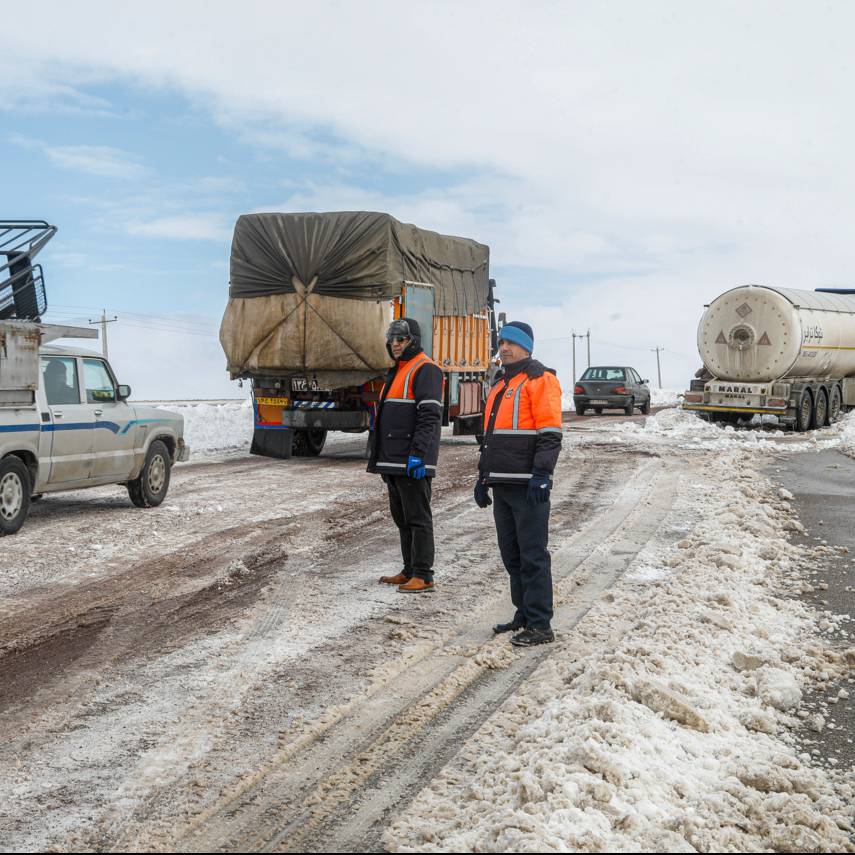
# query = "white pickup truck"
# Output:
<box><xmin>0</xmin><ymin>321</ymin><xmax>188</xmax><ymax>535</ymax></box>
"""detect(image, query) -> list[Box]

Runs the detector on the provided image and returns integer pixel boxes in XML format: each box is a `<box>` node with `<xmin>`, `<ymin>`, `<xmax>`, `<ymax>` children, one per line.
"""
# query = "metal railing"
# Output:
<box><xmin>0</xmin><ymin>221</ymin><xmax>56</xmax><ymax>320</ymax></box>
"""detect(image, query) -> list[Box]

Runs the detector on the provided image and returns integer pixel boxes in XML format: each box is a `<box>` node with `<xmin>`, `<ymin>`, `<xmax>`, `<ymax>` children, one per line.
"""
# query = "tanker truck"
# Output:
<box><xmin>219</xmin><ymin>212</ymin><xmax>497</xmax><ymax>458</ymax></box>
<box><xmin>683</xmin><ymin>284</ymin><xmax>855</xmax><ymax>431</ymax></box>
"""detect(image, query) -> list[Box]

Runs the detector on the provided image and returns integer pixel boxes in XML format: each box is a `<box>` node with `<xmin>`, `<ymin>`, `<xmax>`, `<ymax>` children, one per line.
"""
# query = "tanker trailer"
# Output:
<box><xmin>682</xmin><ymin>284</ymin><xmax>855</xmax><ymax>431</ymax></box>
<box><xmin>219</xmin><ymin>212</ymin><xmax>497</xmax><ymax>458</ymax></box>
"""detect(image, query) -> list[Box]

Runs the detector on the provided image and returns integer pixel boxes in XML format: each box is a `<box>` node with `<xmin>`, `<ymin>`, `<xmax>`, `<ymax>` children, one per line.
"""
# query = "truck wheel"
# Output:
<box><xmin>292</xmin><ymin>427</ymin><xmax>327</xmax><ymax>457</ymax></box>
<box><xmin>128</xmin><ymin>440</ymin><xmax>171</xmax><ymax>508</ymax></box>
<box><xmin>795</xmin><ymin>390</ymin><xmax>813</xmax><ymax>432</ymax></box>
<box><xmin>640</xmin><ymin>398</ymin><xmax>651</xmax><ymax>415</ymax></box>
<box><xmin>812</xmin><ymin>389</ymin><xmax>828</xmax><ymax>430</ymax></box>
<box><xmin>0</xmin><ymin>456</ymin><xmax>31</xmax><ymax>536</ymax></box>
<box><xmin>624</xmin><ymin>398</ymin><xmax>634</xmax><ymax>416</ymax></box>
<box><xmin>829</xmin><ymin>386</ymin><xmax>842</xmax><ymax>424</ymax></box>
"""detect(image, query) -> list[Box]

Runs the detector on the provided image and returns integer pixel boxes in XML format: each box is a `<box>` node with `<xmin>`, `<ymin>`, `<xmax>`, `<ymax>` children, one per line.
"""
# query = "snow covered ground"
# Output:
<box><xmin>385</xmin><ymin>409</ymin><xmax>855</xmax><ymax>852</ymax></box>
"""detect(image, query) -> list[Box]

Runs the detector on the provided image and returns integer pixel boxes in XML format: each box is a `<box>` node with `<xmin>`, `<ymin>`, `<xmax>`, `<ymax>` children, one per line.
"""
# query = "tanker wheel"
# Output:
<box><xmin>292</xmin><ymin>427</ymin><xmax>328</xmax><ymax>456</ymax></box>
<box><xmin>795</xmin><ymin>390</ymin><xmax>813</xmax><ymax>432</ymax></box>
<box><xmin>829</xmin><ymin>386</ymin><xmax>842</xmax><ymax>424</ymax></box>
<box><xmin>812</xmin><ymin>389</ymin><xmax>828</xmax><ymax>430</ymax></box>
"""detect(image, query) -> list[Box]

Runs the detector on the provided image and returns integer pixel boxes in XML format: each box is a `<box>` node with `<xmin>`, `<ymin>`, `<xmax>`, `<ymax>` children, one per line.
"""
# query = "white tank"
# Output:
<box><xmin>698</xmin><ymin>285</ymin><xmax>855</xmax><ymax>382</ymax></box>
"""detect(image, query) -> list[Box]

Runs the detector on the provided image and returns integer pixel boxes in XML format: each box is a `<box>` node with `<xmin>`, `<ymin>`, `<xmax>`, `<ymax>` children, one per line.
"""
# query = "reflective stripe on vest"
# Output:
<box><xmin>382</xmin><ymin>352</ymin><xmax>433</xmax><ymax>402</ymax></box>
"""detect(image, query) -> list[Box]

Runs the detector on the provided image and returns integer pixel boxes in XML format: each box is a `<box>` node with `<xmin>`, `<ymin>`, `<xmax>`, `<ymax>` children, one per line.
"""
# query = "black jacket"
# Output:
<box><xmin>478</xmin><ymin>359</ymin><xmax>563</xmax><ymax>484</ymax></box>
<box><xmin>367</xmin><ymin>348</ymin><xmax>444</xmax><ymax>477</ymax></box>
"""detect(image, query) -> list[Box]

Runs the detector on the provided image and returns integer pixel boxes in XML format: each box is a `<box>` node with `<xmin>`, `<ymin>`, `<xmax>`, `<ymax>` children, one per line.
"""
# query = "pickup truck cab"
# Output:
<box><xmin>0</xmin><ymin>332</ymin><xmax>188</xmax><ymax>535</ymax></box>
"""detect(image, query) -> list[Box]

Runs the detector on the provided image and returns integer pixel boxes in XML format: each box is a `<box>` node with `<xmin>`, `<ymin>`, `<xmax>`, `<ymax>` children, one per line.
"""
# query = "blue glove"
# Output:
<box><xmin>474</xmin><ymin>479</ymin><xmax>492</xmax><ymax>508</ymax></box>
<box><xmin>407</xmin><ymin>455</ymin><xmax>427</xmax><ymax>480</ymax></box>
<box><xmin>527</xmin><ymin>470</ymin><xmax>551</xmax><ymax>505</ymax></box>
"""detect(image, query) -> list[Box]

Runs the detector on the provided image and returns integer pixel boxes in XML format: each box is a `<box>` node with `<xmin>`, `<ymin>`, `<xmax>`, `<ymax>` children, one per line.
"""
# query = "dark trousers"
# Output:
<box><xmin>492</xmin><ymin>484</ymin><xmax>553</xmax><ymax>630</ymax></box>
<box><xmin>386</xmin><ymin>475</ymin><xmax>435</xmax><ymax>581</ymax></box>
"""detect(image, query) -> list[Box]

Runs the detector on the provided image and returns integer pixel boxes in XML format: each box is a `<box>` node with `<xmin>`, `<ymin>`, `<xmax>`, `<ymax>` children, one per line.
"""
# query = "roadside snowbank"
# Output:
<box><xmin>580</xmin><ymin>405</ymin><xmax>846</xmax><ymax>454</ymax></box>
<box><xmin>147</xmin><ymin>399</ymin><xmax>253</xmax><ymax>455</ymax></box>
<box><xmin>386</xmin><ymin>427</ymin><xmax>854</xmax><ymax>852</ymax></box>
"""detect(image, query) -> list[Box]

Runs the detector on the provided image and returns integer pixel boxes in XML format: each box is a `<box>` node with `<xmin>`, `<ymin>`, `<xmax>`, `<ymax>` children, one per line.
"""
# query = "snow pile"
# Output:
<box><xmin>834</xmin><ymin>410</ymin><xmax>855</xmax><ymax>460</ymax></box>
<box><xmin>149</xmin><ymin>399</ymin><xmax>253</xmax><ymax>454</ymax></box>
<box><xmin>385</xmin><ymin>452</ymin><xmax>854</xmax><ymax>852</ymax></box>
<box><xmin>651</xmin><ymin>386</ymin><xmax>683</xmax><ymax>407</ymax></box>
<box><xmin>581</xmin><ymin>406</ymin><xmax>842</xmax><ymax>454</ymax></box>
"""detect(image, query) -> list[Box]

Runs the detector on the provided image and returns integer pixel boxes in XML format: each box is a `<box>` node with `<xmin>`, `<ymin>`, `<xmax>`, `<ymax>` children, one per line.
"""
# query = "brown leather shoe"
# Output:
<box><xmin>379</xmin><ymin>572</ymin><xmax>411</xmax><ymax>585</ymax></box>
<box><xmin>397</xmin><ymin>577</ymin><xmax>435</xmax><ymax>593</ymax></box>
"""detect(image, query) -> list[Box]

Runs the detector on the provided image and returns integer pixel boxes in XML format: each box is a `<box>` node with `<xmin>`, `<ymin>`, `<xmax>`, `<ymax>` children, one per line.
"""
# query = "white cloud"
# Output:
<box><xmin>45</xmin><ymin>144</ymin><xmax>147</xmax><ymax>178</ymax></box>
<box><xmin>8</xmin><ymin>133</ymin><xmax>147</xmax><ymax>178</ymax></box>
<box><xmin>126</xmin><ymin>214</ymin><xmax>231</xmax><ymax>242</ymax></box>
<box><xmin>4</xmin><ymin>1</ymin><xmax>855</xmax><ymax>393</ymax></box>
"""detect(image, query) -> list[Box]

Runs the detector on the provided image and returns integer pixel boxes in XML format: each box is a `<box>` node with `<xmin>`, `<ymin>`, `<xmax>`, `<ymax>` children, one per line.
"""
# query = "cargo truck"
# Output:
<box><xmin>683</xmin><ymin>284</ymin><xmax>855</xmax><ymax>430</ymax></box>
<box><xmin>220</xmin><ymin>212</ymin><xmax>498</xmax><ymax>458</ymax></box>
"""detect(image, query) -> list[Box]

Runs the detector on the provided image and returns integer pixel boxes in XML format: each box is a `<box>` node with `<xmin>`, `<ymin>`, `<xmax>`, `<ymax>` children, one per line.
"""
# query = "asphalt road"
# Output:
<box><xmin>765</xmin><ymin>450</ymin><xmax>855</xmax><ymax>780</ymax></box>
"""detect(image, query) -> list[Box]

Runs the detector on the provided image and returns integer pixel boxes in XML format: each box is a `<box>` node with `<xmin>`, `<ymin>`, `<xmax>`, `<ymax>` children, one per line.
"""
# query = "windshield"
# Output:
<box><xmin>582</xmin><ymin>367</ymin><xmax>626</xmax><ymax>381</ymax></box>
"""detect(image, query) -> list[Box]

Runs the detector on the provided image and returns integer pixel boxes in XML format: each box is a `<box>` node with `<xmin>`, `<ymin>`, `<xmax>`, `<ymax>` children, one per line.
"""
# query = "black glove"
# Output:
<box><xmin>527</xmin><ymin>470</ymin><xmax>551</xmax><ymax>505</ymax></box>
<box><xmin>474</xmin><ymin>479</ymin><xmax>492</xmax><ymax>508</ymax></box>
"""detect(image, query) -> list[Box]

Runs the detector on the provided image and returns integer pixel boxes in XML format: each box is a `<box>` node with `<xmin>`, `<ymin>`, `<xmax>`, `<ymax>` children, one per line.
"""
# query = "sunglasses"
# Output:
<box><xmin>388</xmin><ymin>335</ymin><xmax>410</xmax><ymax>344</ymax></box>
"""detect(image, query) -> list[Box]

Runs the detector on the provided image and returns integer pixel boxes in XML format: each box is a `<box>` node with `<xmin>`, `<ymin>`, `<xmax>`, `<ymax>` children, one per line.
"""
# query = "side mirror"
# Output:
<box><xmin>642</xmin><ymin>379</ymin><xmax>650</xmax><ymax>385</ymax></box>
<box><xmin>117</xmin><ymin>384</ymin><xmax>132</xmax><ymax>400</ymax></box>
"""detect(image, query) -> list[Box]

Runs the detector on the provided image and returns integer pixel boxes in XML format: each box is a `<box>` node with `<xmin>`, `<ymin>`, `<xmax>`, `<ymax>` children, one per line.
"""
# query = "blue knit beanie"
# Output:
<box><xmin>498</xmin><ymin>321</ymin><xmax>534</xmax><ymax>354</ymax></box>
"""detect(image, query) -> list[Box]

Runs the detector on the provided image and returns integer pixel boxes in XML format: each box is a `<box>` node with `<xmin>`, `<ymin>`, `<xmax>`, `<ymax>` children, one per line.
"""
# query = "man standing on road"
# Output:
<box><xmin>368</xmin><ymin>318</ymin><xmax>444</xmax><ymax>593</ymax></box>
<box><xmin>473</xmin><ymin>321</ymin><xmax>563</xmax><ymax>646</ymax></box>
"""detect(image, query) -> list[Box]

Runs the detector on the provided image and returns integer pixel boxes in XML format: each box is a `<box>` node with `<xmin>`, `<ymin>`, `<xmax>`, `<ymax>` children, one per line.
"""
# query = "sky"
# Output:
<box><xmin>2</xmin><ymin>1</ymin><xmax>855</xmax><ymax>398</ymax></box>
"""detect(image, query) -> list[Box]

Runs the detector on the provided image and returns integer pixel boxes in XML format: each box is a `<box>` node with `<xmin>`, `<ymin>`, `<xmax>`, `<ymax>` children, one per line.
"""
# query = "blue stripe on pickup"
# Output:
<box><xmin>119</xmin><ymin>418</ymin><xmax>170</xmax><ymax>435</ymax></box>
<box><xmin>41</xmin><ymin>422</ymin><xmax>120</xmax><ymax>433</ymax></box>
<box><xmin>0</xmin><ymin>423</ymin><xmax>41</xmax><ymax>433</ymax></box>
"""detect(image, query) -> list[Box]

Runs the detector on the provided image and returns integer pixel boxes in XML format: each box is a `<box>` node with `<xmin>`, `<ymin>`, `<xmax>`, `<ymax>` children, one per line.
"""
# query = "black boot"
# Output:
<box><xmin>510</xmin><ymin>627</ymin><xmax>555</xmax><ymax>647</ymax></box>
<box><xmin>493</xmin><ymin>620</ymin><xmax>525</xmax><ymax>635</ymax></box>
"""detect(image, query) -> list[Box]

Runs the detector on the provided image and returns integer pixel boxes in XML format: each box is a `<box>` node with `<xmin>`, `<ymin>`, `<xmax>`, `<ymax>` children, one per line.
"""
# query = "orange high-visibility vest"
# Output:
<box><xmin>480</xmin><ymin>367</ymin><xmax>562</xmax><ymax>483</ymax></box>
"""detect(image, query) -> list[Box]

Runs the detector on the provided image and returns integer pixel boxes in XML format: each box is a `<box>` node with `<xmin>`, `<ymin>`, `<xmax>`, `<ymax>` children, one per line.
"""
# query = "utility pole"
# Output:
<box><xmin>89</xmin><ymin>310</ymin><xmax>118</xmax><ymax>359</ymax></box>
<box><xmin>651</xmin><ymin>347</ymin><xmax>663</xmax><ymax>389</ymax></box>
<box><xmin>586</xmin><ymin>329</ymin><xmax>591</xmax><ymax>368</ymax></box>
<box><xmin>571</xmin><ymin>331</ymin><xmax>578</xmax><ymax>384</ymax></box>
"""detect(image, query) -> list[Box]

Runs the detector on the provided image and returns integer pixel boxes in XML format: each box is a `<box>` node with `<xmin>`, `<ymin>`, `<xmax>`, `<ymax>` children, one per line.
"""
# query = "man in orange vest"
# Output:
<box><xmin>474</xmin><ymin>321</ymin><xmax>563</xmax><ymax>645</ymax></box>
<box><xmin>368</xmin><ymin>318</ymin><xmax>444</xmax><ymax>593</ymax></box>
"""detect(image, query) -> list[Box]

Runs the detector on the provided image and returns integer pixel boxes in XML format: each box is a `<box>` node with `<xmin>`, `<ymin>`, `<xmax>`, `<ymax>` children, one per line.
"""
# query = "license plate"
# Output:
<box><xmin>590</xmin><ymin>399</ymin><xmax>609</xmax><ymax>405</ymax></box>
<box><xmin>291</xmin><ymin>377</ymin><xmax>329</xmax><ymax>392</ymax></box>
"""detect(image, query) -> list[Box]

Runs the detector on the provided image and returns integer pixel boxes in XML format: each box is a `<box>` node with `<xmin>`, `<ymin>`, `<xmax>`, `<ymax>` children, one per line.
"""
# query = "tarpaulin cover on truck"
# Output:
<box><xmin>228</xmin><ymin>212</ymin><xmax>489</xmax><ymax>316</ymax></box>
<box><xmin>220</xmin><ymin>212</ymin><xmax>491</xmax><ymax>385</ymax></box>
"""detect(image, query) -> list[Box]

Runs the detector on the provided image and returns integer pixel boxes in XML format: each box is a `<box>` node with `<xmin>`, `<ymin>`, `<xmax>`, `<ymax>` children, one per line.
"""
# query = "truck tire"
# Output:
<box><xmin>624</xmin><ymin>398</ymin><xmax>634</xmax><ymax>416</ymax></box>
<box><xmin>0</xmin><ymin>456</ymin><xmax>31</xmax><ymax>536</ymax></box>
<box><xmin>292</xmin><ymin>427</ymin><xmax>327</xmax><ymax>457</ymax></box>
<box><xmin>812</xmin><ymin>389</ymin><xmax>828</xmax><ymax>430</ymax></box>
<box><xmin>795</xmin><ymin>390</ymin><xmax>813</xmax><ymax>432</ymax></box>
<box><xmin>128</xmin><ymin>440</ymin><xmax>171</xmax><ymax>508</ymax></box>
<box><xmin>640</xmin><ymin>398</ymin><xmax>651</xmax><ymax>415</ymax></box>
<box><xmin>829</xmin><ymin>386</ymin><xmax>842</xmax><ymax>423</ymax></box>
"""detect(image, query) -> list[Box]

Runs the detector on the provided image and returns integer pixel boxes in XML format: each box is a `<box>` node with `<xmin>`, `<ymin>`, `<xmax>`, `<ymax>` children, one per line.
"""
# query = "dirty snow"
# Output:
<box><xmin>386</xmin><ymin>411</ymin><xmax>855</xmax><ymax>853</ymax></box>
